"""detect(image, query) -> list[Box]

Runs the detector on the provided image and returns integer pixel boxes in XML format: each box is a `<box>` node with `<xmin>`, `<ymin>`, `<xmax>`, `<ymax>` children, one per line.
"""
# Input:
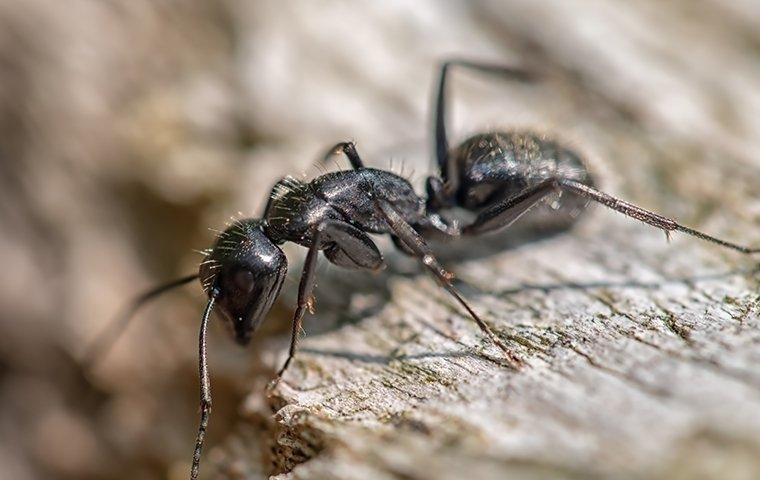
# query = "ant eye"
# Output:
<box><xmin>234</xmin><ymin>269</ymin><xmax>255</xmax><ymax>293</ymax></box>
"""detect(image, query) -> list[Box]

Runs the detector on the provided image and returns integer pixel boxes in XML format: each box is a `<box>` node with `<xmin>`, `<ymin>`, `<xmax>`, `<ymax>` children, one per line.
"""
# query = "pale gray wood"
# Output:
<box><xmin>1</xmin><ymin>1</ymin><xmax>757</xmax><ymax>479</ymax></box>
<box><xmin>211</xmin><ymin>2</ymin><xmax>760</xmax><ymax>480</ymax></box>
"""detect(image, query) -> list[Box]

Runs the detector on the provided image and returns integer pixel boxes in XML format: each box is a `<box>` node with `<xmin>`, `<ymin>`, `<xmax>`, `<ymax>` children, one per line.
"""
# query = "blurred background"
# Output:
<box><xmin>1</xmin><ymin>1</ymin><xmax>759</xmax><ymax>479</ymax></box>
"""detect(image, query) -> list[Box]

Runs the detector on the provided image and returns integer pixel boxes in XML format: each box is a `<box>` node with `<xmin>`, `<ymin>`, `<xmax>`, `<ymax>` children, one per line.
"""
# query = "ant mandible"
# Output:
<box><xmin>84</xmin><ymin>60</ymin><xmax>758</xmax><ymax>480</ymax></box>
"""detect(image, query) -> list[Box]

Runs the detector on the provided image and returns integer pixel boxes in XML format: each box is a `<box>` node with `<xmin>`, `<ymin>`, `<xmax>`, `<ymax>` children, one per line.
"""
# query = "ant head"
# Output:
<box><xmin>199</xmin><ymin>219</ymin><xmax>287</xmax><ymax>345</ymax></box>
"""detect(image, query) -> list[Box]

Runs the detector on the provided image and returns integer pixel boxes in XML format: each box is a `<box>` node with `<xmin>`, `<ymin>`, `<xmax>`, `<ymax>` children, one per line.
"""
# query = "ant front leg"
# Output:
<box><xmin>274</xmin><ymin>220</ymin><xmax>383</xmax><ymax>380</ymax></box>
<box><xmin>274</xmin><ymin>230</ymin><xmax>321</xmax><ymax>381</ymax></box>
<box><xmin>374</xmin><ymin>197</ymin><xmax>523</xmax><ymax>368</ymax></box>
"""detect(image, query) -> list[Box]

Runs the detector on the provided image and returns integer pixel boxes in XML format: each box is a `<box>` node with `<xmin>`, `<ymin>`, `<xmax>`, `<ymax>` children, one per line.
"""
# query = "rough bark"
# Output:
<box><xmin>211</xmin><ymin>3</ymin><xmax>760</xmax><ymax>480</ymax></box>
<box><xmin>1</xmin><ymin>2</ymin><xmax>758</xmax><ymax>480</ymax></box>
<box><xmin>221</xmin><ymin>220</ymin><xmax>759</xmax><ymax>480</ymax></box>
<box><xmin>254</xmin><ymin>233</ymin><xmax>760</xmax><ymax>479</ymax></box>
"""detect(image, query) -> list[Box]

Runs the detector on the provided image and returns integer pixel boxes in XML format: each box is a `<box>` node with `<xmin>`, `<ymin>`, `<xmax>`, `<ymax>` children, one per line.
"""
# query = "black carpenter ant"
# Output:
<box><xmin>84</xmin><ymin>60</ymin><xmax>758</xmax><ymax>480</ymax></box>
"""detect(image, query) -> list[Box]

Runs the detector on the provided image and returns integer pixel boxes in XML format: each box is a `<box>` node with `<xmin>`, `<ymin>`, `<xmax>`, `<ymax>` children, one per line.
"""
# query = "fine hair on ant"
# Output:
<box><xmin>83</xmin><ymin>59</ymin><xmax>758</xmax><ymax>480</ymax></box>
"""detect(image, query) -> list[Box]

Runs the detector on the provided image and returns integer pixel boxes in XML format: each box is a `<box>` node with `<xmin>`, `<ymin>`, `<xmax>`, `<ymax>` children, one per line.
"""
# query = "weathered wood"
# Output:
<box><xmin>210</xmin><ymin>2</ymin><xmax>760</xmax><ymax>479</ymax></box>
<box><xmin>1</xmin><ymin>2</ymin><xmax>757</xmax><ymax>479</ymax></box>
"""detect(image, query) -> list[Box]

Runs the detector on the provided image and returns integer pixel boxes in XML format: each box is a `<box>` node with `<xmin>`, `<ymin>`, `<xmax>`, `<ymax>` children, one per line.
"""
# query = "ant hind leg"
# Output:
<box><xmin>432</xmin><ymin>59</ymin><xmax>536</xmax><ymax>191</ymax></box>
<box><xmin>558</xmin><ymin>179</ymin><xmax>758</xmax><ymax>255</ymax></box>
<box><xmin>460</xmin><ymin>179</ymin><xmax>558</xmax><ymax>236</ymax></box>
<box><xmin>320</xmin><ymin>141</ymin><xmax>366</xmax><ymax>171</ymax></box>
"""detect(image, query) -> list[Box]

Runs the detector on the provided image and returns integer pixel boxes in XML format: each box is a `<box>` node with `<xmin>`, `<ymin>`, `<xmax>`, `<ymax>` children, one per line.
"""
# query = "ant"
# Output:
<box><xmin>84</xmin><ymin>60</ymin><xmax>758</xmax><ymax>480</ymax></box>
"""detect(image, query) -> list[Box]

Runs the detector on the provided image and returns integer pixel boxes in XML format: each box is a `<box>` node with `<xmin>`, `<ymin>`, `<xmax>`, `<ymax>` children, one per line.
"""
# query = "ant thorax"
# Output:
<box><xmin>264</xmin><ymin>176</ymin><xmax>338</xmax><ymax>245</ymax></box>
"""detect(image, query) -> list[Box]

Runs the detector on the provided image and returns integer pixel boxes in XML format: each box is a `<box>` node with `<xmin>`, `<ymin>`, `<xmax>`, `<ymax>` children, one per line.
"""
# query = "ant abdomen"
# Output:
<box><xmin>442</xmin><ymin>131</ymin><xmax>594</xmax><ymax>223</ymax></box>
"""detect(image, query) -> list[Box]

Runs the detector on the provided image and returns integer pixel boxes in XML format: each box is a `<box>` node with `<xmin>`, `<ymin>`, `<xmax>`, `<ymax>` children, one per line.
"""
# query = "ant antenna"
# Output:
<box><xmin>82</xmin><ymin>274</ymin><xmax>199</xmax><ymax>369</ymax></box>
<box><xmin>191</xmin><ymin>288</ymin><xmax>218</xmax><ymax>480</ymax></box>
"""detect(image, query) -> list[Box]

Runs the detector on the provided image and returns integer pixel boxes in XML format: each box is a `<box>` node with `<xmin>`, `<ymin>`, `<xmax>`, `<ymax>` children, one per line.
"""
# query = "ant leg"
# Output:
<box><xmin>322</xmin><ymin>222</ymin><xmax>384</xmax><ymax>270</ymax></box>
<box><xmin>321</xmin><ymin>141</ymin><xmax>365</xmax><ymax>170</ymax></box>
<box><xmin>275</xmin><ymin>231</ymin><xmax>322</xmax><ymax>379</ymax></box>
<box><xmin>275</xmin><ymin>221</ymin><xmax>383</xmax><ymax>379</ymax></box>
<box><xmin>461</xmin><ymin>179</ymin><xmax>558</xmax><ymax>236</ymax></box>
<box><xmin>433</xmin><ymin>59</ymin><xmax>535</xmax><ymax>190</ymax></box>
<box><xmin>559</xmin><ymin>179</ymin><xmax>758</xmax><ymax>254</ymax></box>
<box><xmin>191</xmin><ymin>289</ymin><xmax>219</xmax><ymax>480</ymax></box>
<box><xmin>458</xmin><ymin>177</ymin><xmax>757</xmax><ymax>253</ymax></box>
<box><xmin>375</xmin><ymin>198</ymin><xmax>522</xmax><ymax>368</ymax></box>
<box><xmin>82</xmin><ymin>274</ymin><xmax>199</xmax><ymax>369</ymax></box>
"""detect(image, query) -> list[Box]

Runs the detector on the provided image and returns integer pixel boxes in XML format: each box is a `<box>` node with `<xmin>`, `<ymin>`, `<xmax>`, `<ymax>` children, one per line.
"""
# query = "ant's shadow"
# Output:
<box><xmin>296</xmin><ymin>222</ymin><xmax>570</xmax><ymax>330</ymax></box>
<box><xmin>303</xmin><ymin>262</ymin><xmax>757</xmax><ymax>365</ymax></box>
<box><xmin>291</xmin><ymin>221</ymin><xmax>757</xmax><ymax>364</ymax></box>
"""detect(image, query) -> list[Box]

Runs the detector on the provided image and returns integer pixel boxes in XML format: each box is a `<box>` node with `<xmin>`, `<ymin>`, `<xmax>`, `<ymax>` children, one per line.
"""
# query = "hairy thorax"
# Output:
<box><xmin>264</xmin><ymin>169</ymin><xmax>426</xmax><ymax>246</ymax></box>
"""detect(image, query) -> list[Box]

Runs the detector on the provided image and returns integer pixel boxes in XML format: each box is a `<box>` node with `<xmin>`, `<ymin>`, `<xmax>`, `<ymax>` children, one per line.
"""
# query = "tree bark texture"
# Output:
<box><xmin>1</xmin><ymin>2</ymin><xmax>758</xmax><ymax>480</ymax></box>
<box><xmin>210</xmin><ymin>3</ymin><xmax>760</xmax><ymax>480</ymax></box>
